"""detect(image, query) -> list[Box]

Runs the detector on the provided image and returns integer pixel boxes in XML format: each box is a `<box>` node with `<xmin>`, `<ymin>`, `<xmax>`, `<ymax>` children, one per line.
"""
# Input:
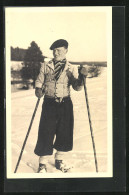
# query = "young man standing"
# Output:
<box><xmin>34</xmin><ymin>39</ymin><xmax>88</xmax><ymax>173</ymax></box>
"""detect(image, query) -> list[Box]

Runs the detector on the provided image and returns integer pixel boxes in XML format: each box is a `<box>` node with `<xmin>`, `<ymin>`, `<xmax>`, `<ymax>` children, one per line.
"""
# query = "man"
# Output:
<box><xmin>34</xmin><ymin>39</ymin><xmax>88</xmax><ymax>173</ymax></box>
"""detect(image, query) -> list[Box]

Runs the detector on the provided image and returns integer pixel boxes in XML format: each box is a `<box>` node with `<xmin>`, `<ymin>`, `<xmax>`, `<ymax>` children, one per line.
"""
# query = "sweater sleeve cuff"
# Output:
<box><xmin>35</xmin><ymin>82</ymin><xmax>43</xmax><ymax>88</ymax></box>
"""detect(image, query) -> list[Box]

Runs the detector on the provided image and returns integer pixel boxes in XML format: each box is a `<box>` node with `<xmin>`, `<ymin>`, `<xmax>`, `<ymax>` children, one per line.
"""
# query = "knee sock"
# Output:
<box><xmin>55</xmin><ymin>151</ymin><xmax>70</xmax><ymax>161</ymax></box>
<box><xmin>39</xmin><ymin>155</ymin><xmax>51</xmax><ymax>165</ymax></box>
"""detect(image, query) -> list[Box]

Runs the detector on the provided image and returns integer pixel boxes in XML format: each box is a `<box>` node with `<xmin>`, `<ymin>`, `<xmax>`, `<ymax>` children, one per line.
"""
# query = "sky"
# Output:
<box><xmin>6</xmin><ymin>7</ymin><xmax>112</xmax><ymax>61</ymax></box>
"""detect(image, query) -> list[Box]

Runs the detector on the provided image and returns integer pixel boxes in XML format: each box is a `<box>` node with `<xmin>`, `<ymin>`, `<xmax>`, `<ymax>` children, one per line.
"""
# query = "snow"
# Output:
<box><xmin>11</xmin><ymin>61</ymin><xmax>23</xmax><ymax>71</ymax></box>
<box><xmin>11</xmin><ymin>68</ymin><xmax>107</xmax><ymax>174</ymax></box>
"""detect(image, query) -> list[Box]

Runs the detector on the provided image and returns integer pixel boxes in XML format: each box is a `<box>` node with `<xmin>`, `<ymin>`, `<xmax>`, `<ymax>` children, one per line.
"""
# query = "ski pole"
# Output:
<box><xmin>82</xmin><ymin>76</ymin><xmax>98</xmax><ymax>172</ymax></box>
<box><xmin>14</xmin><ymin>97</ymin><xmax>41</xmax><ymax>173</ymax></box>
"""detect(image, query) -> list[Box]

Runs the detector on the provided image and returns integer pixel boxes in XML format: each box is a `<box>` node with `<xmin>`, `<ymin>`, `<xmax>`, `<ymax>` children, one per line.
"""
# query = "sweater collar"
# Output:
<box><xmin>47</xmin><ymin>59</ymin><xmax>70</xmax><ymax>71</ymax></box>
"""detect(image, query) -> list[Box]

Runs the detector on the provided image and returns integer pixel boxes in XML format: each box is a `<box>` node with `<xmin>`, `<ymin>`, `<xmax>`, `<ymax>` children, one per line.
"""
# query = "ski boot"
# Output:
<box><xmin>55</xmin><ymin>160</ymin><xmax>72</xmax><ymax>173</ymax></box>
<box><xmin>37</xmin><ymin>163</ymin><xmax>47</xmax><ymax>173</ymax></box>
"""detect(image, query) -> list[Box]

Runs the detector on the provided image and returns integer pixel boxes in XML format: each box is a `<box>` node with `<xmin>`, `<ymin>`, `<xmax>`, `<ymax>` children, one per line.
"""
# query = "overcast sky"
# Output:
<box><xmin>6</xmin><ymin>7</ymin><xmax>112</xmax><ymax>61</ymax></box>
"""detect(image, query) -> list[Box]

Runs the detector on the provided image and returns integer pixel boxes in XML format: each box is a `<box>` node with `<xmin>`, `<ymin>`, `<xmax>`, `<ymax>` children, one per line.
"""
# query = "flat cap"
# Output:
<box><xmin>50</xmin><ymin>39</ymin><xmax>68</xmax><ymax>50</ymax></box>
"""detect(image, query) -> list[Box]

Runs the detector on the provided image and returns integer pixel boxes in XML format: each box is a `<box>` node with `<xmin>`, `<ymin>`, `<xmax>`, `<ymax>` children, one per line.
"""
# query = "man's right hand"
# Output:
<box><xmin>35</xmin><ymin>87</ymin><xmax>43</xmax><ymax>98</ymax></box>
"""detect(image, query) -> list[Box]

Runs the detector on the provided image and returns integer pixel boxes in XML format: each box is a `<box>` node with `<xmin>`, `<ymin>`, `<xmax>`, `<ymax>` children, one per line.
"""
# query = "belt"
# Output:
<box><xmin>44</xmin><ymin>95</ymin><xmax>70</xmax><ymax>103</ymax></box>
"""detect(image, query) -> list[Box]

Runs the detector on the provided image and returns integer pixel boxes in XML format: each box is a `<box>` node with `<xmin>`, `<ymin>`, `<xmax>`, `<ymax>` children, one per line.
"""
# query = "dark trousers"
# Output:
<box><xmin>34</xmin><ymin>97</ymin><xmax>74</xmax><ymax>156</ymax></box>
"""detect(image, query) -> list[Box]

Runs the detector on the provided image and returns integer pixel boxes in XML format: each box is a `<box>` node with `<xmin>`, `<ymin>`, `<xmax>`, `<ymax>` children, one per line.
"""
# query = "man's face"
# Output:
<box><xmin>53</xmin><ymin>47</ymin><xmax>68</xmax><ymax>61</ymax></box>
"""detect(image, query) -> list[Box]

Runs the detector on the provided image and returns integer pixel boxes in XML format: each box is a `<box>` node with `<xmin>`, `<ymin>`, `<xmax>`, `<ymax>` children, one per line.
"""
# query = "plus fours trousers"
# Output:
<box><xmin>34</xmin><ymin>97</ymin><xmax>74</xmax><ymax>156</ymax></box>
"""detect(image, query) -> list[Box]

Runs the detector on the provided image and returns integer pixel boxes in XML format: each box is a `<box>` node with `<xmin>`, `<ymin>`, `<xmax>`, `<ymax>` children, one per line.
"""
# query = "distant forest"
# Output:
<box><xmin>11</xmin><ymin>46</ymin><xmax>107</xmax><ymax>68</ymax></box>
<box><xmin>11</xmin><ymin>47</ymin><xmax>27</xmax><ymax>61</ymax></box>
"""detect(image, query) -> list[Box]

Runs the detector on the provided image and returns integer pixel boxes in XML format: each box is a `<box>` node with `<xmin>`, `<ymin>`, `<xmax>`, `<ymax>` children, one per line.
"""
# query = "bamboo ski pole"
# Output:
<box><xmin>82</xmin><ymin>76</ymin><xmax>98</xmax><ymax>172</ymax></box>
<box><xmin>14</xmin><ymin>97</ymin><xmax>41</xmax><ymax>173</ymax></box>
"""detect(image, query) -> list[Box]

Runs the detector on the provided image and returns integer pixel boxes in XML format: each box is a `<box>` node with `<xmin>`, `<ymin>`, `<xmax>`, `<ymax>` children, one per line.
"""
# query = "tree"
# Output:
<box><xmin>11</xmin><ymin>46</ymin><xmax>27</xmax><ymax>61</ymax></box>
<box><xmin>21</xmin><ymin>41</ymin><xmax>44</xmax><ymax>88</ymax></box>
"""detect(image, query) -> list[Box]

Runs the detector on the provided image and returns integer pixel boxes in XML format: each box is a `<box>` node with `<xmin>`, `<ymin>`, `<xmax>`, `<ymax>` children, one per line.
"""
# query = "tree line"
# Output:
<box><xmin>11</xmin><ymin>41</ymin><xmax>102</xmax><ymax>89</ymax></box>
<box><xmin>11</xmin><ymin>47</ymin><xmax>27</xmax><ymax>61</ymax></box>
<box><xmin>11</xmin><ymin>41</ymin><xmax>44</xmax><ymax>88</ymax></box>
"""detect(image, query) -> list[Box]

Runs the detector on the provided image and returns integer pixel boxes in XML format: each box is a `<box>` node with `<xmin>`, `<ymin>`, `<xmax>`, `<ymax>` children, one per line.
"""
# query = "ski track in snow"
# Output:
<box><xmin>11</xmin><ymin>68</ymin><xmax>107</xmax><ymax>174</ymax></box>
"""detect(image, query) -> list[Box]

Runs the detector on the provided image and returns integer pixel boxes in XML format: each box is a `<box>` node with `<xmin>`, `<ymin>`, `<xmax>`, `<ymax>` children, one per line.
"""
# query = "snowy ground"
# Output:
<box><xmin>11</xmin><ymin>68</ymin><xmax>107</xmax><ymax>174</ymax></box>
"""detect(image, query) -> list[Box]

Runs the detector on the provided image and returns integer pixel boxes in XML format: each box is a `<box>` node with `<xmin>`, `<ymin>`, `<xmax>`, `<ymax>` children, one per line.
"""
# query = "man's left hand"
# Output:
<box><xmin>78</xmin><ymin>66</ymin><xmax>88</xmax><ymax>77</ymax></box>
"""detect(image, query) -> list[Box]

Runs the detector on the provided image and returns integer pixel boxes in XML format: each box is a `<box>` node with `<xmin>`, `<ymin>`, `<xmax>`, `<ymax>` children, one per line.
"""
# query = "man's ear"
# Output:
<box><xmin>65</xmin><ymin>48</ymin><xmax>68</xmax><ymax>54</ymax></box>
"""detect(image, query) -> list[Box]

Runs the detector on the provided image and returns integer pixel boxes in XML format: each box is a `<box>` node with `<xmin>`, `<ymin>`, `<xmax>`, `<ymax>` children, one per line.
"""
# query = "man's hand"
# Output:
<box><xmin>35</xmin><ymin>87</ymin><xmax>43</xmax><ymax>98</ymax></box>
<box><xmin>78</xmin><ymin>65</ymin><xmax>88</xmax><ymax>78</ymax></box>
